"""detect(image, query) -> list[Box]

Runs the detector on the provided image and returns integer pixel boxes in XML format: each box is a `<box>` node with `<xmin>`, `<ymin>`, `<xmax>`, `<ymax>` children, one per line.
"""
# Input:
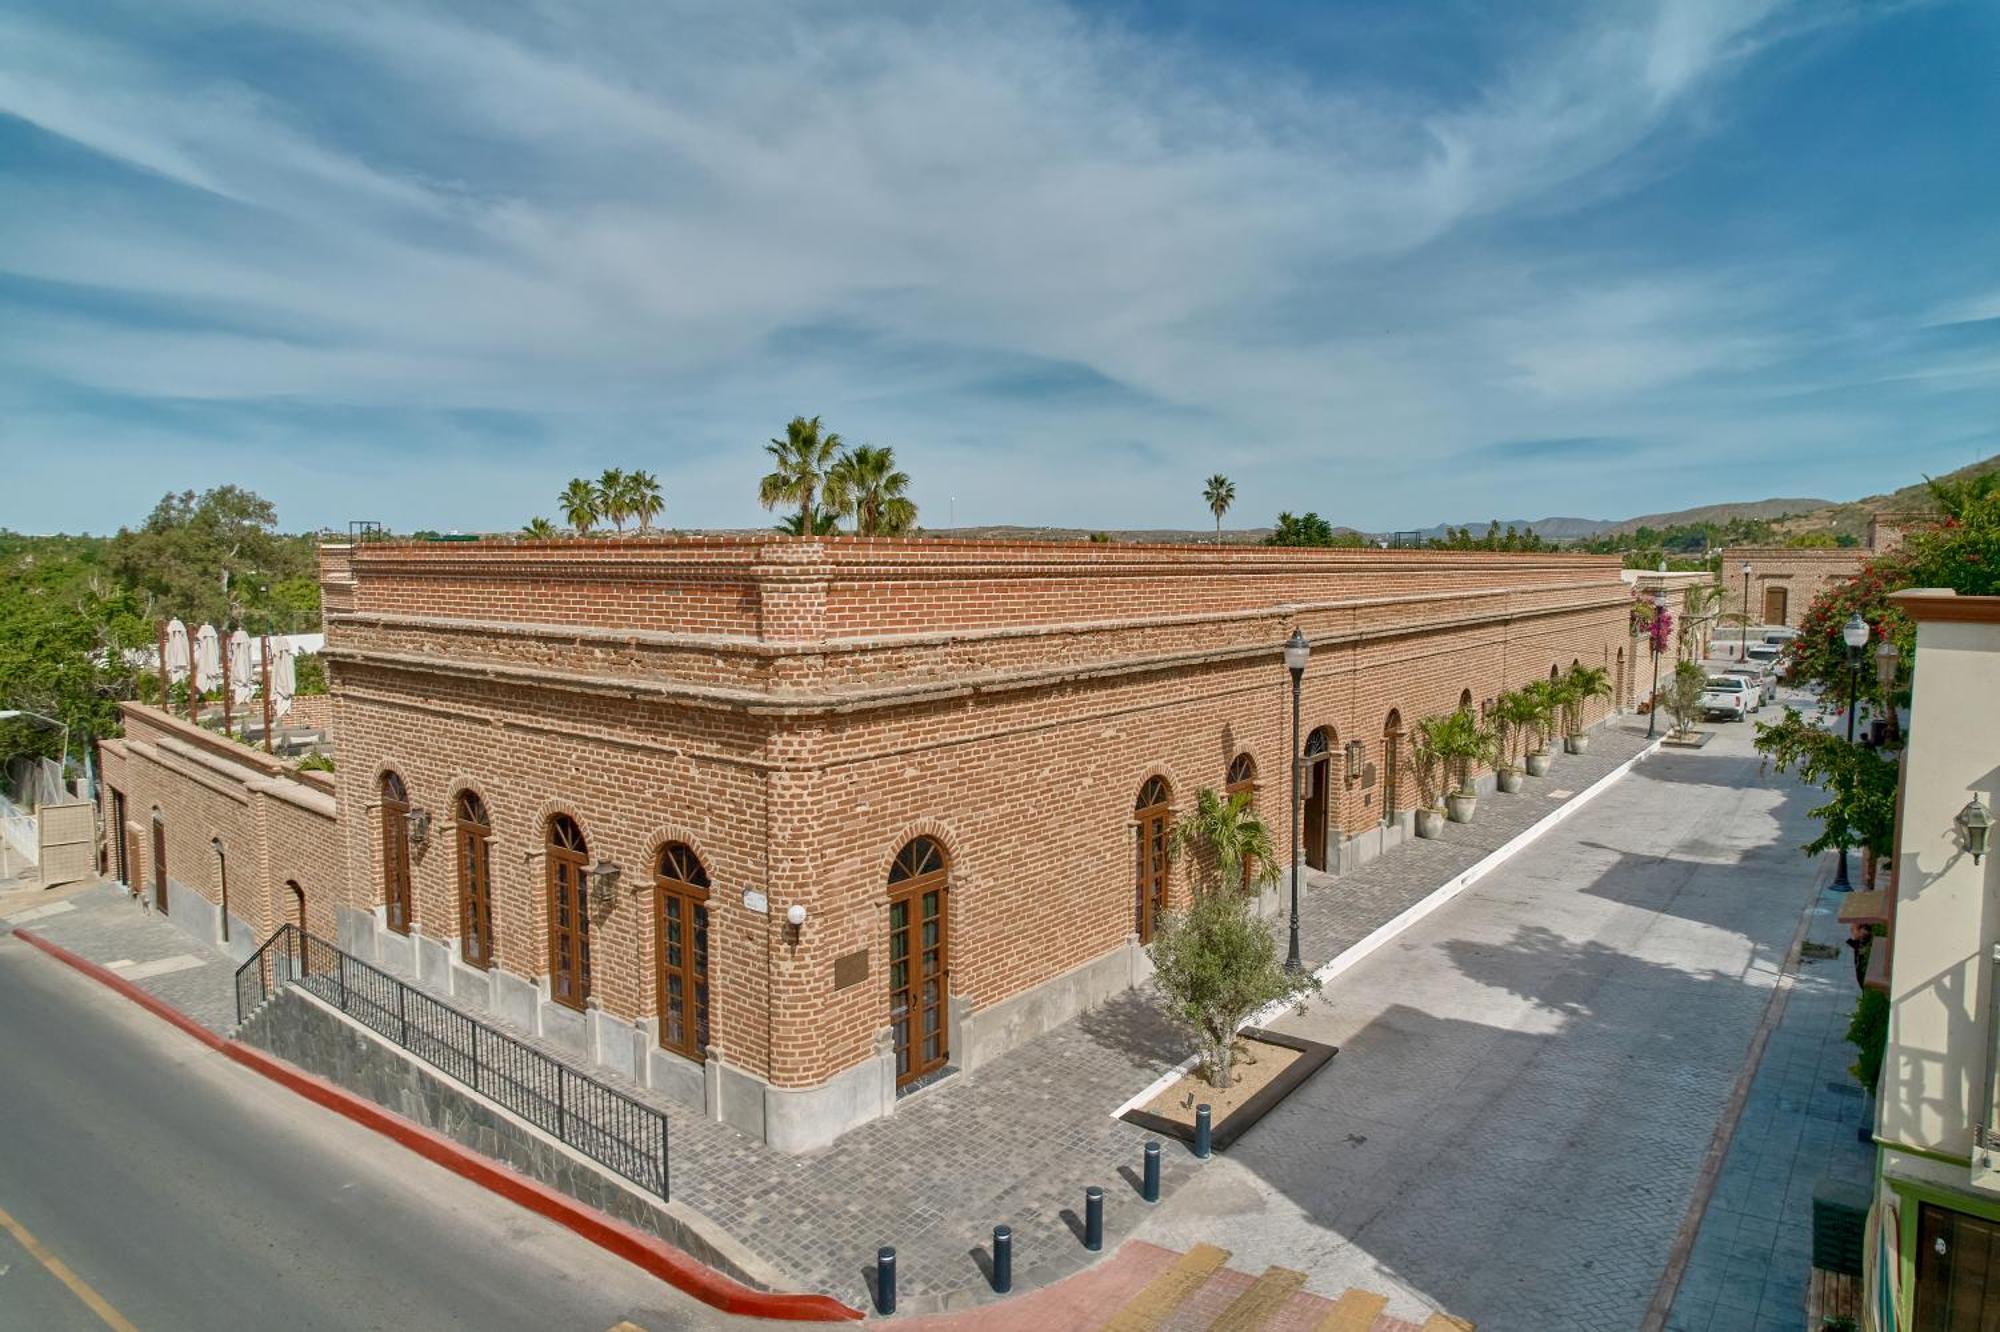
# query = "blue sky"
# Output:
<box><xmin>1</xmin><ymin>0</ymin><xmax>1996</xmax><ymax>535</ymax></box>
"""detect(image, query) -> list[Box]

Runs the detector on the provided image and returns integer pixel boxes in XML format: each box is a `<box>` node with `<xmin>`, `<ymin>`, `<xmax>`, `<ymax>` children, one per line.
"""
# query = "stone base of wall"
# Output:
<box><xmin>236</xmin><ymin>984</ymin><xmax>779</xmax><ymax>1290</ymax></box>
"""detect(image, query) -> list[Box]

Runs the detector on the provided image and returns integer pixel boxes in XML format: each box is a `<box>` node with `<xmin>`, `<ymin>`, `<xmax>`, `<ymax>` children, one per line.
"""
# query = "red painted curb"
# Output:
<box><xmin>10</xmin><ymin>928</ymin><xmax>861</xmax><ymax>1323</ymax></box>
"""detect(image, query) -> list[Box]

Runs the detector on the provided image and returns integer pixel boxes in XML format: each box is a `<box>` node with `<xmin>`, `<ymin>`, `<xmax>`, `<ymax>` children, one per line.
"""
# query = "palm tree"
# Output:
<box><xmin>1490</xmin><ymin>689</ymin><xmax>1543</xmax><ymax>771</ymax></box>
<box><xmin>628</xmin><ymin>470</ymin><xmax>664</xmax><ymax>533</ymax></box>
<box><xmin>760</xmin><ymin>416</ymin><xmax>842</xmax><ymax>535</ymax></box>
<box><xmin>522</xmin><ymin>516</ymin><xmax>559</xmax><ymax>538</ymax></box>
<box><xmin>1561</xmin><ymin>664</ymin><xmax>1614</xmax><ymax>737</ymax></box>
<box><xmin>1203</xmin><ymin>474</ymin><xmax>1236</xmax><ymax>541</ymax></box>
<box><xmin>773</xmin><ymin>510</ymin><xmax>841</xmax><ymax>536</ymax></box>
<box><xmin>1168</xmin><ymin>787</ymin><xmax>1277</xmax><ymax>896</ymax></box>
<box><xmin>559</xmin><ymin>479</ymin><xmax>599</xmax><ymax>535</ymax></box>
<box><xmin>829</xmin><ymin>444</ymin><xmax>918</xmax><ymax>536</ymax></box>
<box><xmin>1680</xmin><ymin>582</ymin><xmax>1727</xmax><ymax>660</ymax></box>
<box><xmin>595</xmin><ymin>468</ymin><xmax>630</xmax><ymax>533</ymax></box>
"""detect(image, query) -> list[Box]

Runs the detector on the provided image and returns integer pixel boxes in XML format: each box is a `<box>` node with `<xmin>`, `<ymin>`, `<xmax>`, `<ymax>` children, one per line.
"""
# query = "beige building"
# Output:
<box><xmin>1865</xmin><ymin>589</ymin><xmax>2000</xmax><ymax>1329</ymax></box>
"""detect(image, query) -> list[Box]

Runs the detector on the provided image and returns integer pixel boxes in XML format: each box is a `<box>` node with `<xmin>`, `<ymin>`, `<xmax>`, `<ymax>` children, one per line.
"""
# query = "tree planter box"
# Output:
<box><xmin>1662</xmin><ymin>729</ymin><xmax>1713</xmax><ymax>749</ymax></box>
<box><xmin>1120</xmin><ymin>1028</ymin><xmax>1338</xmax><ymax>1153</ymax></box>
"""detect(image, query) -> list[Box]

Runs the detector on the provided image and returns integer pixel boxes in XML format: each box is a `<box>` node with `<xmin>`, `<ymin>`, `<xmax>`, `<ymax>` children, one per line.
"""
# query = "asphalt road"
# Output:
<box><xmin>0</xmin><ymin>935</ymin><xmax>776</xmax><ymax>1331</ymax></box>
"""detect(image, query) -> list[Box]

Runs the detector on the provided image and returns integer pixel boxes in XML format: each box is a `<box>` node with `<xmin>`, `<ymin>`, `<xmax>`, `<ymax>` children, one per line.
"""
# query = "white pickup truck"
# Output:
<box><xmin>1701</xmin><ymin>674</ymin><xmax>1754</xmax><ymax>722</ymax></box>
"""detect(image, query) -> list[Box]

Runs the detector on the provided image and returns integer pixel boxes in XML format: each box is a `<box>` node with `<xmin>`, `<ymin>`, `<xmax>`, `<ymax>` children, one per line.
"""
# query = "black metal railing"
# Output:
<box><xmin>234</xmin><ymin>924</ymin><xmax>669</xmax><ymax>1199</ymax></box>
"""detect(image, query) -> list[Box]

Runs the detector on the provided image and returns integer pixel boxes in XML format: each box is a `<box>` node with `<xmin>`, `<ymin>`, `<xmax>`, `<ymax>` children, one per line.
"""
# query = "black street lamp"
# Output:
<box><xmin>1646</xmin><ymin>589</ymin><xmax>1667</xmax><ymax>739</ymax></box>
<box><xmin>1740</xmin><ymin>561</ymin><xmax>1753</xmax><ymax>654</ymax></box>
<box><xmin>1284</xmin><ymin>628</ymin><xmax>1310</xmax><ymax>973</ymax></box>
<box><xmin>1833</xmin><ymin>612</ymin><xmax>1870</xmax><ymax>890</ymax></box>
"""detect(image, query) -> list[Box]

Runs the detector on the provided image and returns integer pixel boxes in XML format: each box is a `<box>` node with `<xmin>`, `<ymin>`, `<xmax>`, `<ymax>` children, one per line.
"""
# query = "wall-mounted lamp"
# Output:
<box><xmin>785</xmin><ymin>902</ymin><xmax>807</xmax><ymax>944</ymax></box>
<box><xmin>1344</xmin><ymin>739</ymin><xmax>1366</xmax><ymax>784</ymax></box>
<box><xmin>588</xmin><ymin>858</ymin><xmax>623</xmax><ymax>909</ymax></box>
<box><xmin>407</xmin><ymin>807</ymin><xmax>433</xmax><ymax>851</ymax></box>
<box><xmin>1957</xmin><ymin>796</ymin><xmax>1993</xmax><ymax>866</ymax></box>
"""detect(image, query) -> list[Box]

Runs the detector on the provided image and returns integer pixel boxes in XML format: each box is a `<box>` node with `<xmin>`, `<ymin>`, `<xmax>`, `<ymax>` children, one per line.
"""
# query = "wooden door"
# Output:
<box><xmin>546</xmin><ymin>816</ymin><xmax>591</xmax><ymax>1010</ymax></box>
<box><xmin>1134</xmin><ymin>777</ymin><xmax>1171</xmax><ymax>943</ymax></box>
<box><xmin>1303</xmin><ymin>730</ymin><xmax>1332</xmax><ymax>869</ymax></box>
<box><xmin>1382</xmin><ymin>719</ymin><xmax>1402</xmax><ymax>825</ymax></box>
<box><xmin>887</xmin><ymin>838</ymin><xmax>949</xmax><ymax>1089</ymax></box>
<box><xmin>380</xmin><ymin>773</ymin><xmax>413</xmax><ymax>935</ymax></box>
<box><xmin>151</xmin><ymin>818</ymin><xmax>167</xmax><ymax>913</ymax></box>
<box><xmin>456</xmin><ymin>795</ymin><xmax>494</xmax><ymax>969</ymax></box>
<box><xmin>110</xmin><ymin>790</ymin><xmax>127</xmax><ymax>886</ymax></box>
<box><xmin>654</xmin><ymin>844</ymin><xmax>711</xmax><ymax>1061</ymax></box>
<box><xmin>1917</xmin><ymin>1204</ymin><xmax>2000</xmax><ymax>1331</ymax></box>
<box><xmin>1763</xmin><ymin>585</ymin><xmax>1789</xmax><ymax>626</ymax></box>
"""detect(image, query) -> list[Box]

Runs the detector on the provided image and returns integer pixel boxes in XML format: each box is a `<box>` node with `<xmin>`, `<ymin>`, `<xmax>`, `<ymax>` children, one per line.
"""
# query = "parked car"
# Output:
<box><xmin>1719</xmin><ymin>667</ymin><xmax>1771</xmax><ymax>709</ymax></box>
<box><xmin>1762</xmin><ymin>628</ymin><xmax>1800</xmax><ymax>646</ymax></box>
<box><xmin>1743</xmin><ymin>643</ymin><xmax>1784</xmax><ymax>685</ymax></box>
<box><xmin>1701</xmin><ymin>674</ymin><xmax>1754</xmax><ymax>722</ymax></box>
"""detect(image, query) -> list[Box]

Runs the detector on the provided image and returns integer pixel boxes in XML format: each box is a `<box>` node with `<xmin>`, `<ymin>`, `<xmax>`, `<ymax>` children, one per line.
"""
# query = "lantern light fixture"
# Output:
<box><xmin>1875</xmin><ymin>638</ymin><xmax>1899</xmax><ymax>690</ymax></box>
<box><xmin>1842</xmin><ymin>613</ymin><xmax>1870</xmax><ymax>652</ymax></box>
<box><xmin>1283</xmin><ymin>629</ymin><xmax>1310</xmax><ymax>676</ymax></box>
<box><xmin>1957</xmin><ymin>796</ymin><xmax>1993</xmax><ymax>866</ymax></box>
<box><xmin>407</xmin><ymin>807</ymin><xmax>433</xmax><ymax>849</ymax></box>
<box><xmin>587</xmin><ymin>858</ymin><xmax>622</xmax><ymax>908</ymax></box>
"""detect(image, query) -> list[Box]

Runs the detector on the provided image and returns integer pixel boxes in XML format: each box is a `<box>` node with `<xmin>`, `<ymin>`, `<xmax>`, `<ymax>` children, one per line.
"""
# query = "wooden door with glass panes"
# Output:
<box><xmin>887</xmin><ymin>838</ymin><xmax>949</xmax><ymax>1089</ymax></box>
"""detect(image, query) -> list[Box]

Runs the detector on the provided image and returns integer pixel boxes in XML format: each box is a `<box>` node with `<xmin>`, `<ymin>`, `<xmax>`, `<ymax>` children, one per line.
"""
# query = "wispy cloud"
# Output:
<box><xmin>0</xmin><ymin>0</ymin><xmax>1988</xmax><ymax>533</ymax></box>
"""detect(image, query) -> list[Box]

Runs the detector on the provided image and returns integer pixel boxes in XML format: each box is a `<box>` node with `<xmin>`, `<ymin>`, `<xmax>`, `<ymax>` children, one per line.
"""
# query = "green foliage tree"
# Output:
<box><xmin>1847</xmin><ymin>988</ymin><xmax>1888</xmax><ymax>1090</ymax></box>
<box><xmin>559</xmin><ymin>479</ymin><xmax>599</xmax><ymax>535</ymax></box>
<box><xmin>1561</xmin><ymin>663</ymin><xmax>1613</xmax><ymax>736</ymax></box>
<box><xmin>828</xmin><ymin>444</ymin><xmax>917</xmax><ymax>536</ymax></box>
<box><xmin>761</xmin><ymin>415</ymin><xmax>842</xmax><ymax>536</ymax></box>
<box><xmin>1518</xmin><ymin>679</ymin><xmax>1562</xmax><ymax>754</ymax></box>
<box><xmin>1203</xmin><ymin>475</ymin><xmax>1235</xmax><ymax>539</ymax></box>
<box><xmin>1665</xmin><ymin>661</ymin><xmax>1708</xmax><ymax>736</ymax></box>
<box><xmin>1754</xmin><ymin>707</ymin><xmax>1900</xmax><ymax>863</ymax></box>
<box><xmin>1430</xmin><ymin>521</ymin><xmax>1556</xmax><ymax>553</ymax></box>
<box><xmin>1417</xmin><ymin>707</ymin><xmax>1494</xmax><ymax>797</ymax></box>
<box><xmin>1266</xmin><ymin>511</ymin><xmax>1334</xmax><ymax>546</ymax></box>
<box><xmin>522</xmin><ymin>516</ymin><xmax>559</xmax><ymax>538</ymax></box>
<box><xmin>773</xmin><ymin>510</ymin><xmax>841</xmax><ymax>536</ymax></box>
<box><xmin>110</xmin><ymin>486</ymin><xmax>316</xmax><ymax>629</ymax></box>
<box><xmin>1148</xmin><ymin>795</ymin><xmax>1312</xmax><ymax>1090</ymax></box>
<box><xmin>1490</xmin><ymin>688</ymin><xmax>1543</xmax><ymax>772</ymax></box>
<box><xmin>0</xmin><ymin>537</ymin><xmax>150</xmax><ymax>769</ymax></box>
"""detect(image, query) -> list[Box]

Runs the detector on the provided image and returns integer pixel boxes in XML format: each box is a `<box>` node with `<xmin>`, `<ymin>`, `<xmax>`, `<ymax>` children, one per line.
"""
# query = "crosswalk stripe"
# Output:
<box><xmin>1098</xmin><ymin>1242</ymin><xmax>1231</xmax><ymax>1332</ymax></box>
<box><xmin>1210</xmin><ymin>1265</ymin><xmax>1307</xmax><ymax>1331</ymax></box>
<box><xmin>1314</xmin><ymin>1288</ymin><xmax>1388</xmax><ymax>1332</ymax></box>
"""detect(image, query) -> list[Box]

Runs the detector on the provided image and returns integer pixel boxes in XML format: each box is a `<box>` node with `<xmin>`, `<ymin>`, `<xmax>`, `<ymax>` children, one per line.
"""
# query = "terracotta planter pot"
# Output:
<box><xmin>1446</xmin><ymin>791</ymin><xmax>1478</xmax><ymax>823</ymax></box>
<box><xmin>1525</xmin><ymin>752</ymin><xmax>1553</xmax><ymax>777</ymax></box>
<box><xmin>1565</xmin><ymin>733</ymin><xmax>1590</xmax><ymax>755</ymax></box>
<box><xmin>1414</xmin><ymin>808</ymin><xmax>1446</xmax><ymax>839</ymax></box>
<box><xmin>1497</xmin><ymin>769</ymin><xmax>1524</xmax><ymax>794</ymax></box>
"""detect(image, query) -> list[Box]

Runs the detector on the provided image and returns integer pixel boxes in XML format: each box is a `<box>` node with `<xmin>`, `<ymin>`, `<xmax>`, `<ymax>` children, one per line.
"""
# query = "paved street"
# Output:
<box><xmin>0</xmin><ymin>932</ymin><xmax>782</xmax><ymax>1331</ymax></box>
<box><xmin>1133</xmin><ymin>710</ymin><xmax>1825</xmax><ymax>1331</ymax></box>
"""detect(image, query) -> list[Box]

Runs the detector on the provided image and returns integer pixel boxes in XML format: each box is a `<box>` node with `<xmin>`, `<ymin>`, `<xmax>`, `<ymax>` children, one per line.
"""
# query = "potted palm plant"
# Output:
<box><xmin>1491</xmin><ymin>689</ymin><xmax>1541</xmax><ymax>793</ymax></box>
<box><xmin>1423</xmin><ymin>708</ymin><xmax>1495</xmax><ymax>823</ymax></box>
<box><xmin>1561</xmin><ymin>664</ymin><xmax>1614</xmax><ymax>753</ymax></box>
<box><xmin>1409</xmin><ymin>718</ymin><xmax>1448</xmax><ymax>839</ymax></box>
<box><xmin>1522</xmin><ymin>679</ymin><xmax>1559</xmax><ymax>776</ymax></box>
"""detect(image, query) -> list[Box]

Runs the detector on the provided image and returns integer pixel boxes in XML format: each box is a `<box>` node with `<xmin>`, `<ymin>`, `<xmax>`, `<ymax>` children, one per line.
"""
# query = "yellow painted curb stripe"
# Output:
<box><xmin>1211</xmin><ymin>1265</ymin><xmax>1307</xmax><ymax>1331</ymax></box>
<box><xmin>1315</xmin><ymin>1288</ymin><xmax>1388</xmax><ymax>1332</ymax></box>
<box><xmin>1099</xmin><ymin>1242</ymin><xmax>1231</xmax><ymax>1332</ymax></box>
<box><xmin>0</xmin><ymin>1199</ymin><xmax>139</xmax><ymax>1332</ymax></box>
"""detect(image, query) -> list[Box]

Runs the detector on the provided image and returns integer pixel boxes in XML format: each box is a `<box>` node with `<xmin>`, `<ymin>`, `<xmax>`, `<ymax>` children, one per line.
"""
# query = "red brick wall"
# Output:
<box><xmin>322</xmin><ymin>538</ymin><xmax>1630</xmax><ymax>1088</ymax></box>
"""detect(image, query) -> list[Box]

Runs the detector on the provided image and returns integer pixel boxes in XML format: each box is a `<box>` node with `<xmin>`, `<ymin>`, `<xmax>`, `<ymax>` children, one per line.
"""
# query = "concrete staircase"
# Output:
<box><xmin>1097</xmin><ymin>1244</ymin><xmax>1471</xmax><ymax>1332</ymax></box>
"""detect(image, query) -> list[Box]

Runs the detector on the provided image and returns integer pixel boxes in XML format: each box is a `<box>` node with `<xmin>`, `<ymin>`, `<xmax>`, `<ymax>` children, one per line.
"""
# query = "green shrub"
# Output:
<box><xmin>1848</xmin><ymin>988</ymin><xmax>1888</xmax><ymax>1091</ymax></box>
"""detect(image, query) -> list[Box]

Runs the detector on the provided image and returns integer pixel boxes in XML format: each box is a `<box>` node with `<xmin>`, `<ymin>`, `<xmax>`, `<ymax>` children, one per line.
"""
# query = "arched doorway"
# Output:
<box><xmin>211</xmin><ymin>838</ymin><xmax>229</xmax><ymax>944</ymax></box>
<box><xmin>1302</xmin><ymin>727</ymin><xmax>1335</xmax><ymax>870</ymax></box>
<box><xmin>655</xmin><ymin>843</ymin><xmax>711</xmax><ymax>1062</ymax></box>
<box><xmin>1616</xmin><ymin>648</ymin><xmax>1627</xmax><ymax>711</ymax></box>
<box><xmin>456</xmin><ymin>792</ymin><xmax>494</xmax><ymax>968</ymax></box>
<box><xmin>380</xmin><ymin>771</ymin><xmax>413</xmax><ymax>935</ymax></box>
<box><xmin>546</xmin><ymin>815</ymin><xmax>591</xmax><ymax>1011</ymax></box>
<box><xmin>887</xmin><ymin>836</ymin><xmax>949</xmax><ymax>1088</ymax></box>
<box><xmin>1134</xmin><ymin>776</ymin><xmax>1172</xmax><ymax>943</ymax></box>
<box><xmin>151</xmin><ymin>811</ymin><xmax>168</xmax><ymax>914</ymax></box>
<box><xmin>287</xmin><ymin>880</ymin><xmax>306</xmax><ymax>935</ymax></box>
<box><xmin>1382</xmin><ymin>711</ymin><xmax>1403</xmax><ymax>826</ymax></box>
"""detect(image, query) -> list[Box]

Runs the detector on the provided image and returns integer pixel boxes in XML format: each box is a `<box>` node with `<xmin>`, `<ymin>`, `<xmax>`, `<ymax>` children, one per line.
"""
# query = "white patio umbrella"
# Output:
<box><xmin>163</xmin><ymin>619</ymin><xmax>191</xmax><ymax>684</ymax></box>
<box><xmin>271</xmin><ymin>642</ymin><xmax>297</xmax><ymax>720</ymax></box>
<box><xmin>193</xmin><ymin>624</ymin><xmax>222</xmax><ymax>694</ymax></box>
<box><xmin>228</xmin><ymin>629</ymin><xmax>255</xmax><ymax>705</ymax></box>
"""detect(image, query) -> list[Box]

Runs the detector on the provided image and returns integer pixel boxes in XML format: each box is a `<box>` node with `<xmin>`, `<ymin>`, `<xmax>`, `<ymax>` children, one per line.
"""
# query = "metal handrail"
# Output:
<box><xmin>232</xmin><ymin>924</ymin><xmax>668</xmax><ymax>1198</ymax></box>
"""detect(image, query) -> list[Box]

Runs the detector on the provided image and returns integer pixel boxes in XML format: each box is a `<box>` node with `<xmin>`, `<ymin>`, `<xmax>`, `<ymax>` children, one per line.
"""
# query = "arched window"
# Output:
<box><xmin>286</xmin><ymin>879</ymin><xmax>306</xmax><ymax>936</ymax></box>
<box><xmin>456</xmin><ymin>792</ymin><xmax>494</xmax><ymax>969</ymax></box>
<box><xmin>1134</xmin><ymin>777</ymin><xmax>1172</xmax><ymax>943</ymax></box>
<box><xmin>1381</xmin><ymin>710</ymin><xmax>1404</xmax><ymax>826</ymax></box>
<box><xmin>151</xmin><ymin>809</ymin><xmax>168</xmax><ymax>915</ymax></box>
<box><xmin>1459</xmin><ymin>688</ymin><xmax>1474</xmax><ymax>712</ymax></box>
<box><xmin>1225</xmin><ymin>753</ymin><xmax>1256</xmax><ymax>799</ymax></box>
<box><xmin>655</xmin><ymin>843</ymin><xmax>711</xmax><ymax>1061</ymax></box>
<box><xmin>546</xmin><ymin>815</ymin><xmax>591</xmax><ymax>1010</ymax></box>
<box><xmin>380</xmin><ymin>771</ymin><xmax>413</xmax><ymax>935</ymax></box>
<box><xmin>887</xmin><ymin>836</ymin><xmax>949</xmax><ymax>1088</ymax></box>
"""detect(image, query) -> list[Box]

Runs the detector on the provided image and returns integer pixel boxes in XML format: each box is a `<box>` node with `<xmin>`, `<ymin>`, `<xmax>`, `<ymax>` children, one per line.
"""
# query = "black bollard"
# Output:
<box><xmin>876</xmin><ymin>1246</ymin><xmax>897</xmax><ymax>1315</ymax></box>
<box><xmin>1084</xmin><ymin>1186</ymin><xmax>1105</xmax><ymax>1252</ymax></box>
<box><xmin>1142</xmin><ymin>1140</ymin><xmax>1161</xmax><ymax>1203</ymax></box>
<box><xmin>1193</xmin><ymin>1104</ymin><xmax>1213</xmax><ymax>1159</ymax></box>
<box><xmin>992</xmin><ymin>1224</ymin><xmax>1013</xmax><ymax>1294</ymax></box>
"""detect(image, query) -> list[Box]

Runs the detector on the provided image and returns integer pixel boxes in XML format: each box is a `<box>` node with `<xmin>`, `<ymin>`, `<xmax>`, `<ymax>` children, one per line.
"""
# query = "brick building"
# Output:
<box><xmin>1722</xmin><ymin>513</ymin><xmax>1920</xmax><ymax>630</ymax></box>
<box><xmin>104</xmin><ymin>536</ymin><xmax>1635</xmax><ymax>1151</ymax></box>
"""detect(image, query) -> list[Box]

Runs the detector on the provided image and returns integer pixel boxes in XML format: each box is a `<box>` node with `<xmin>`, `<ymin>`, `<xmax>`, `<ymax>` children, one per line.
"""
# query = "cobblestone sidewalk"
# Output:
<box><xmin>3</xmin><ymin>724</ymin><xmax>1656</xmax><ymax>1314</ymax></box>
<box><xmin>1664</xmin><ymin>884</ymin><xmax>1876</xmax><ymax>1332</ymax></box>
